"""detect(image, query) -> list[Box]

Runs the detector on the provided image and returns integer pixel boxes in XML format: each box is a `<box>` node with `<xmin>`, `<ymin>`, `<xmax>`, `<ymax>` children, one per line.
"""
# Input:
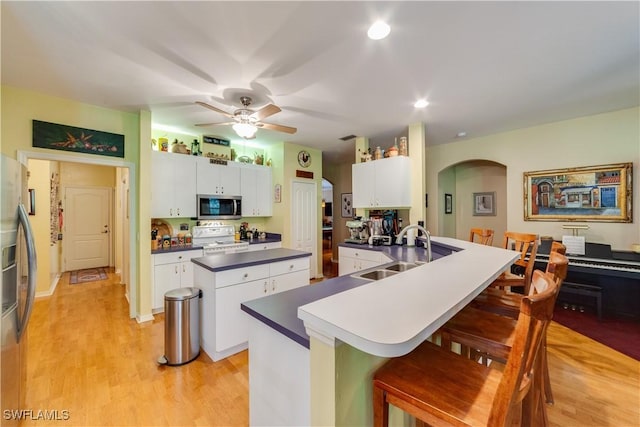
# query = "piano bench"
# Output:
<box><xmin>560</xmin><ymin>282</ymin><xmax>603</xmax><ymax>321</ymax></box>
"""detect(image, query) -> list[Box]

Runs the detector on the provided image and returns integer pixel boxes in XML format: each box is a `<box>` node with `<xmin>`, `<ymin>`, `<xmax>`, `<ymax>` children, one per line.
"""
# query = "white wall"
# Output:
<box><xmin>426</xmin><ymin>107</ymin><xmax>640</xmax><ymax>251</ymax></box>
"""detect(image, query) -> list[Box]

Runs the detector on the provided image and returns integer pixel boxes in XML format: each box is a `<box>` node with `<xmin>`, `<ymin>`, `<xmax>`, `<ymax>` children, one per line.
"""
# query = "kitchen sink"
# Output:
<box><xmin>352</xmin><ymin>261</ymin><xmax>427</xmax><ymax>281</ymax></box>
<box><xmin>385</xmin><ymin>262</ymin><xmax>420</xmax><ymax>272</ymax></box>
<box><xmin>354</xmin><ymin>269</ymin><xmax>399</xmax><ymax>281</ymax></box>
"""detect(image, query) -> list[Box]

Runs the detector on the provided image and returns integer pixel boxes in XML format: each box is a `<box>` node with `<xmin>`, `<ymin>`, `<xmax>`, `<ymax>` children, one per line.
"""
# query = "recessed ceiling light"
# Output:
<box><xmin>414</xmin><ymin>99</ymin><xmax>429</xmax><ymax>108</ymax></box>
<box><xmin>456</xmin><ymin>132</ymin><xmax>467</xmax><ymax>138</ymax></box>
<box><xmin>367</xmin><ymin>21</ymin><xmax>390</xmax><ymax>40</ymax></box>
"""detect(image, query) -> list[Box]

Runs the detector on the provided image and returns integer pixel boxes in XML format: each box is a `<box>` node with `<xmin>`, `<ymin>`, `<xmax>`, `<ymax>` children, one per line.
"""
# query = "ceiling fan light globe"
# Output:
<box><xmin>233</xmin><ymin>122</ymin><xmax>257</xmax><ymax>138</ymax></box>
<box><xmin>368</xmin><ymin>21</ymin><xmax>390</xmax><ymax>40</ymax></box>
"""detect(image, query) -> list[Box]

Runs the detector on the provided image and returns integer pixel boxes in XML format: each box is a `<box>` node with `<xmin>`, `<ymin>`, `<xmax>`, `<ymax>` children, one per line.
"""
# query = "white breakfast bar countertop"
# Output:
<box><xmin>297</xmin><ymin>236</ymin><xmax>519</xmax><ymax>357</ymax></box>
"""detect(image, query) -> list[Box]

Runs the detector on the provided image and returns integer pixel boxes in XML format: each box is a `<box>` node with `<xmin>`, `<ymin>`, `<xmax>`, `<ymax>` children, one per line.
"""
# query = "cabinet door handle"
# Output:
<box><xmin>263</xmin><ymin>282</ymin><xmax>268</xmax><ymax>293</ymax></box>
<box><xmin>289</xmin><ymin>264</ymin><xmax>294</xmax><ymax>270</ymax></box>
<box><xmin>272</xmin><ymin>279</ymin><xmax>276</xmax><ymax>292</ymax></box>
<box><xmin>175</xmin><ymin>265</ymin><xmax>178</xmax><ymax>274</ymax></box>
<box><xmin>243</xmin><ymin>273</ymin><xmax>249</xmax><ymax>279</ymax></box>
<box><xmin>182</xmin><ymin>264</ymin><xmax>186</xmax><ymax>273</ymax></box>
<box><xmin>177</xmin><ymin>208</ymin><xmax>181</xmax><ymax>215</ymax></box>
<box><xmin>170</xmin><ymin>208</ymin><xmax>173</xmax><ymax>216</ymax></box>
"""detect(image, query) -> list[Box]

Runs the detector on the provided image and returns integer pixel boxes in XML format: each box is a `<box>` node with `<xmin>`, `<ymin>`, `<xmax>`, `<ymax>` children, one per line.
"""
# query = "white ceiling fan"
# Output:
<box><xmin>195</xmin><ymin>96</ymin><xmax>297</xmax><ymax>139</ymax></box>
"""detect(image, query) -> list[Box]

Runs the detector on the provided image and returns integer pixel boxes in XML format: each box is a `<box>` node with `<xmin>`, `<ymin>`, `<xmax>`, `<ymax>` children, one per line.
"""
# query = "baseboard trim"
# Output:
<box><xmin>136</xmin><ymin>313</ymin><xmax>154</xmax><ymax>323</ymax></box>
<box><xmin>36</xmin><ymin>273</ymin><xmax>61</xmax><ymax>298</ymax></box>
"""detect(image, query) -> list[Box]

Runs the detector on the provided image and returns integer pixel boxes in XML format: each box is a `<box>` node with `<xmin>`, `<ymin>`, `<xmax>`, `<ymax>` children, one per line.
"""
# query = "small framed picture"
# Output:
<box><xmin>444</xmin><ymin>193</ymin><xmax>452</xmax><ymax>214</ymax></box>
<box><xmin>341</xmin><ymin>193</ymin><xmax>353</xmax><ymax>218</ymax></box>
<box><xmin>473</xmin><ymin>192</ymin><xmax>496</xmax><ymax>216</ymax></box>
<box><xmin>274</xmin><ymin>184</ymin><xmax>282</xmax><ymax>203</ymax></box>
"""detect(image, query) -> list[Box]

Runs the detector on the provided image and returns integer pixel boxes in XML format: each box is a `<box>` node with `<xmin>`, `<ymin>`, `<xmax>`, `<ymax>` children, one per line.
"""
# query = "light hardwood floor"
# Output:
<box><xmin>23</xmin><ymin>270</ymin><xmax>639</xmax><ymax>426</ymax></box>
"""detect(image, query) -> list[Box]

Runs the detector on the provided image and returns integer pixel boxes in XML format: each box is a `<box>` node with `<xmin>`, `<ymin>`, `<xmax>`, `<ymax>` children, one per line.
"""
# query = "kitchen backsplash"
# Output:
<box><xmin>157</xmin><ymin>217</ymin><xmax>269</xmax><ymax>235</ymax></box>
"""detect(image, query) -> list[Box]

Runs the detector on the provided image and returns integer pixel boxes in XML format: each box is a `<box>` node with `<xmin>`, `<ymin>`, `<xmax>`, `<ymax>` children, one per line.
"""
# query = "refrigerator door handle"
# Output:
<box><xmin>17</xmin><ymin>203</ymin><xmax>37</xmax><ymax>341</ymax></box>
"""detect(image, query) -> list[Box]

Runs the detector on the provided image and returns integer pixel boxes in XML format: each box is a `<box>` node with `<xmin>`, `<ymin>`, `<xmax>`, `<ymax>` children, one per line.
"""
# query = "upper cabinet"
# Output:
<box><xmin>352</xmin><ymin>156</ymin><xmax>411</xmax><ymax>208</ymax></box>
<box><xmin>196</xmin><ymin>158</ymin><xmax>241</xmax><ymax>195</ymax></box>
<box><xmin>240</xmin><ymin>163</ymin><xmax>272</xmax><ymax>217</ymax></box>
<box><xmin>151</xmin><ymin>151</ymin><xmax>197</xmax><ymax>218</ymax></box>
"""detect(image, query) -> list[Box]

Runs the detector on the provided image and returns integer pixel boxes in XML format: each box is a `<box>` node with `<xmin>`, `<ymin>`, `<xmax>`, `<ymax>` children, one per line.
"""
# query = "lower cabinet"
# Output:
<box><xmin>151</xmin><ymin>249</ymin><xmax>203</xmax><ymax>312</ymax></box>
<box><xmin>215</xmin><ymin>278</ymin><xmax>267</xmax><ymax>352</ymax></box>
<box><xmin>196</xmin><ymin>255</ymin><xmax>310</xmax><ymax>361</ymax></box>
<box><xmin>338</xmin><ymin>246</ymin><xmax>391</xmax><ymax>276</ymax></box>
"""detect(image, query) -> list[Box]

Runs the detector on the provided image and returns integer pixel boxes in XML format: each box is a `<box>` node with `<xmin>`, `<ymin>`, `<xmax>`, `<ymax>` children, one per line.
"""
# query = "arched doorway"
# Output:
<box><xmin>437</xmin><ymin>160</ymin><xmax>507</xmax><ymax>244</ymax></box>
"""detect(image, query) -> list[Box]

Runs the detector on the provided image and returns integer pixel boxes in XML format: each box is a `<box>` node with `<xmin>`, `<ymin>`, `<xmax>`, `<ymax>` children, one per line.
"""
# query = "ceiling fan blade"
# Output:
<box><xmin>194</xmin><ymin>121</ymin><xmax>235</xmax><ymax>127</ymax></box>
<box><xmin>259</xmin><ymin>122</ymin><xmax>297</xmax><ymax>134</ymax></box>
<box><xmin>251</xmin><ymin>104</ymin><xmax>281</xmax><ymax>121</ymax></box>
<box><xmin>195</xmin><ymin>101</ymin><xmax>234</xmax><ymax>118</ymax></box>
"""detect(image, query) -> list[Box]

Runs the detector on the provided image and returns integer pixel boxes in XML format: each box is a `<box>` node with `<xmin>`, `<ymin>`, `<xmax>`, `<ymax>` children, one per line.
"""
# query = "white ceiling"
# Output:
<box><xmin>2</xmin><ymin>1</ymin><xmax>638</xmax><ymax>163</ymax></box>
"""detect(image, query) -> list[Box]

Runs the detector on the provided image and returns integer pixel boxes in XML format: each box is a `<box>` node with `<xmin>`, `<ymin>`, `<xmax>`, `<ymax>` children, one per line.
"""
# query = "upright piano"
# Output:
<box><xmin>536</xmin><ymin>240</ymin><xmax>640</xmax><ymax>320</ymax></box>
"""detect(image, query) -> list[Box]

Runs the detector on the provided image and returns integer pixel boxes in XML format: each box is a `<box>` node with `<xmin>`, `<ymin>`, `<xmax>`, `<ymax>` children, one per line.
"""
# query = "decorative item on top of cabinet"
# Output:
<box><xmin>171</xmin><ymin>139</ymin><xmax>190</xmax><ymax>154</ymax></box>
<box><xmin>398</xmin><ymin>137</ymin><xmax>408</xmax><ymax>156</ymax></box>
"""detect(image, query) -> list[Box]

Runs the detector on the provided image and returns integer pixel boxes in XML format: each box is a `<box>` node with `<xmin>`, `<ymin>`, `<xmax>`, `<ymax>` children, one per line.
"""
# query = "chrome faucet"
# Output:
<box><xmin>396</xmin><ymin>224</ymin><xmax>432</xmax><ymax>262</ymax></box>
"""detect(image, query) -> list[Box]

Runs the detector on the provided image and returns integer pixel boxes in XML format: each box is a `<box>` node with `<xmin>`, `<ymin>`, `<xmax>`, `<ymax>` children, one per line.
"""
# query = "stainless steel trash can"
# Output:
<box><xmin>160</xmin><ymin>287</ymin><xmax>202</xmax><ymax>366</ymax></box>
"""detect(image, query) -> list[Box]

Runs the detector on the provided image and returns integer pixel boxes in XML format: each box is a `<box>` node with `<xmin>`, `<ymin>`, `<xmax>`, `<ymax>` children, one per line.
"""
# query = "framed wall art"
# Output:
<box><xmin>523</xmin><ymin>163</ymin><xmax>632</xmax><ymax>222</ymax></box>
<box><xmin>444</xmin><ymin>193</ymin><xmax>453</xmax><ymax>214</ymax></box>
<box><xmin>33</xmin><ymin>120</ymin><xmax>124</xmax><ymax>158</ymax></box>
<box><xmin>473</xmin><ymin>192</ymin><xmax>496</xmax><ymax>216</ymax></box>
<box><xmin>341</xmin><ymin>193</ymin><xmax>353</xmax><ymax>218</ymax></box>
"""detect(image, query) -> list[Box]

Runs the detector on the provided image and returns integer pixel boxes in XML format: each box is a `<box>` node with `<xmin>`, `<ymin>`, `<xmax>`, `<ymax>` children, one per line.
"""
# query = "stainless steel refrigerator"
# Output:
<box><xmin>1</xmin><ymin>155</ymin><xmax>37</xmax><ymax>424</ymax></box>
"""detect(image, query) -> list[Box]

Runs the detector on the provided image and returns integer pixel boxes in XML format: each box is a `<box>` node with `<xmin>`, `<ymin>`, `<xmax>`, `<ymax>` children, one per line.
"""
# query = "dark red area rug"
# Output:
<box><xmin>552</xmin><ymin>305</ymin><xmax>640</xmax><ymax>361</ymax></box>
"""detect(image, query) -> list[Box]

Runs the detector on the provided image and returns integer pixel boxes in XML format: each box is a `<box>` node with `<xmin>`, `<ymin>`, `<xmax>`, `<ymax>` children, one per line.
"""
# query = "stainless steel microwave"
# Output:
<box><xmin>197</xmin><ymin>194</ymin><xmax>242</xmax><ymax>220</ymax></box>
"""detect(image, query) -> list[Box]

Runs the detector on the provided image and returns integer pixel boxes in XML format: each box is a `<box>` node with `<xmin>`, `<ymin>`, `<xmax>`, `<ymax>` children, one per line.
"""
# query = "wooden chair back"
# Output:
<box><xmin>501</xmin><ymin>231</ymin><xmax>539</xmax><ymax>293</ymax></box>
<box><xmin>529</xmin><ymin>251</ymin><xmax>568</xmax><ymax>296</ymax></box>
<box><xmin>550</xmin><ymin>241</ymin><xmax>567</xmax><ymax>255</ymax></box>
<box><xmin>469</xmin><ymin>228</ymin><xmax>494</xmax><ymax>246</ymax></box>
<box><xmin>488</xmin><ymin>270</ymin><xmax>558</xmax><ymax>425</ymax></box>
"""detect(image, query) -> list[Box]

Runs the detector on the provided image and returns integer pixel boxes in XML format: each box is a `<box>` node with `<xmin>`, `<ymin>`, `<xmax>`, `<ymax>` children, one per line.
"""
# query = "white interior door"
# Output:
<box><xmin>291</xmin><ymin>180</ymin><xmax>317</xmax><ymax>278</ymax></box>
<box><xmin>64</xmin><ymin>187</ymin><xmax>111</xmax><ymax>271</ymax></box>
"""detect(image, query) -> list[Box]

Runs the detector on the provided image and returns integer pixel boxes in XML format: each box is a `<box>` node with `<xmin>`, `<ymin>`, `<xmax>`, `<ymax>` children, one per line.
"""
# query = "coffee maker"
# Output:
<box><xmin>345</xmin><ymin>219</ymin><xmax>370</xmax><ymax>244</ymax></box>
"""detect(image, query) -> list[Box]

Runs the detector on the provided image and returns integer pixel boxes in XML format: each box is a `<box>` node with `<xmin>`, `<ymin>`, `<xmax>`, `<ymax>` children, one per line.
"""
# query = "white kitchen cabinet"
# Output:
<box><xmin>352</xmin><ymin>156</ymin><xmax>412</xmax><ymax>208</ymax></box>
<box><xmin>196</xmin><ymin>157</ymin><xmax>241</xmax><ymax>195</ymax></box>
<box><xmin>151</xmin><ymin>151</ymin><xmax>197</xmax><ymax>218</ymax></box>
<box><xmin>151</xmin><ymin>249</ymin><xmax>203</xmax><ymax>311</ymax></box>
<box><xmin>240</xmin><ymin>163</ymin><xmax>272</xmax><ymax>216</ymax></box>
<box><xmin>247</xmin><ymin>241</ymin><xmax>282</xmax><ymax>252</ymax></box>
<box><xmin>196</xmin><ymin>255</ymin><xmax>310</xmax><ymax>361</ymax></box>
<box><xmin>338</xmin><ymin>246</ymin><xmax>391</xmax><ymax>276</ymax></box>
<box><xmin>215</xmin><ymin>278</ymin><xmax>268</xmax><ymax>352</ymax></box>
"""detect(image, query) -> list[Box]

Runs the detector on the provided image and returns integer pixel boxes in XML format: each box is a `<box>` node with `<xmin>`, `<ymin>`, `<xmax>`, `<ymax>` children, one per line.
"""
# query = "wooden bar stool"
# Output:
<box><xmin>469</xmin><ymin>228</ymin><xmax>495</xmax><ymax>246</ymax></box>
<box><xmin>438</xmin><ymin>256</ymin><xmax>568</xmax><ymax>422</ymax></box>
<box><xmin>472</xmin><ymin>244</ymin><xmax>567</xmax><ymax>317</ymax></box>
<box><xmin>373</xmin><ymin>270</ymin><xmax>558</xmax><ymax>427</ymax></box>
<box><xmin>487</xmin><ymin>231</ymin><xmax>539</xmax><ymax>295</ymax></box>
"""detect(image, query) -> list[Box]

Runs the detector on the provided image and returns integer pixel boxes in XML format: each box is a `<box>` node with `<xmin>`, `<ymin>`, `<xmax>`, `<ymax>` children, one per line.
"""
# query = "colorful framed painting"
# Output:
<box><xmin>523</xmin><ymin>162</ymin><xmax>632</xmax><ymax>222</ymax></box>
<box><xmin>33</xmin><ymin>120</ymin><xmax>124</xmax><ymax>158</ymax></box>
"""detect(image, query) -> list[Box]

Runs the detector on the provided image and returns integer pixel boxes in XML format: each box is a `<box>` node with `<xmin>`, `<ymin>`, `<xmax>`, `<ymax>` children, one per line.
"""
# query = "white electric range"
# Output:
<box><xmin>192</xmin><ymin>222</ymin><xmax>249</xmax><ymax>255</ymax></box>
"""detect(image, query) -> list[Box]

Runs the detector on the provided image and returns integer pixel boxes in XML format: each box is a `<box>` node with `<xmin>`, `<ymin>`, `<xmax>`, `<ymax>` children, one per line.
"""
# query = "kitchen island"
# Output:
<box><xmin>192</xmin><ymin>248</ymin><xmax>311</xmax><ymax>362</ymax></box>
<box><xmin>241</xmin><ymin>237</ymin><xmax>519</xmax><ymax>426</ymax></box>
